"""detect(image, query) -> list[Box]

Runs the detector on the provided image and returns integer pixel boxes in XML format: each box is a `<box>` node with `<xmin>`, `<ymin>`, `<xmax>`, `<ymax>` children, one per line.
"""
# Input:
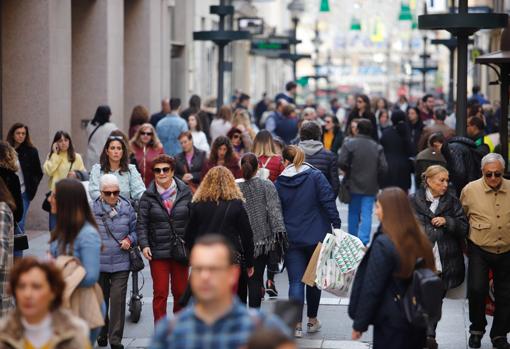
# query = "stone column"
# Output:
<box><xmin>71</xmin><ymin>0</ymin><xmax>124</xmax><ymax>155</ymax></box>
<box><xmin>2</xmin><ymin>0</ymin><xmax>71</xmax><ymax>147</ymax></box>
<box><xmin>124</xmin><ymin>0</ymin><xmax>170</xmax><ymax>117</ymax></box>
<box><xmin>2</xmin><ymin>0</ymin><xmax>72</xmax><ymax>229</ymax></box>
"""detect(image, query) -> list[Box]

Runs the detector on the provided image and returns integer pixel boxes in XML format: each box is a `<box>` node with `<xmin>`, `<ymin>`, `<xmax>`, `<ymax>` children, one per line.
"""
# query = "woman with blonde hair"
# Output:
<box><xmin>130</xmin><ymin>123</ymin><xmax>164</xmax><ymax>187</ymax></box>
<box><xmin>233</xmin><ymin>109</ymin><xmax>256</xmax><ymax>141</ymax></box>
<box><xmin>410</xmin><ymin>165</ymin><xmax>468</xmax><ymax>347</ymax></box>
<box><xmin>275</xmin><ymin>145</ymin><xmax>341</xmax><ymax>337</ymax></box>
<box><xmin>252</xmin><ymin>130</ymin><xmax>285</xmax><ymax>183</ymax></box>
<box><xmin>350</xmin><ymin>187</ymin><xmax>435</xmax><ymax>348</ymax></box>
<box><xmin>185</xmin><ymin>166</ymin><xmax>254</xmax><ymax>303</ymax></box>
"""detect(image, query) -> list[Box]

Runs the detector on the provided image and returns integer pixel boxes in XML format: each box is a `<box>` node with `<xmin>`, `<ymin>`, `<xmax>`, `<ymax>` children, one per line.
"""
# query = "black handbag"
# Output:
<box><xmin>169</xmin><ymin>222</ymin><xmax>189</xmax><ymax>265</ymax></box>
<box><xmin>14</xmin><ymin>234</ymin><xmax>29</xmax><ymax>251</ymax></box>
<box><xmin>42</xmin><ymin>191</ymin><xmax>51</xmax><ymax>212</ymax></box>
<box><xmin>101</xmin><ymin>215</ymin><xmax>144</xmax><ymax>272</ymax></box>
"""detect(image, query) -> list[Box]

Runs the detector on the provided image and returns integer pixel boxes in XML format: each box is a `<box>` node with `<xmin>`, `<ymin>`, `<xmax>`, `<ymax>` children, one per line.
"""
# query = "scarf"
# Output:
<box><xmin>157</xmin><ymin>181</ymin><xmax>177</xmax><ymax>215</ymax></box>
<box><xmin>425</xmin><ymin>188</ymin><xmax>440</xmax><ymax>214</ymax></box>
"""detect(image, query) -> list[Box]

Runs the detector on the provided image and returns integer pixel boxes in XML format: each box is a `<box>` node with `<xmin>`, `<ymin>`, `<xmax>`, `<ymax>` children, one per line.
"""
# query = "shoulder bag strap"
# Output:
<box><xmin>67</xmin><ymin>161</ymin><xmax>75</xmax><ymax>176</ymax></box>
<box><xmin>88</xmin><ymin>124</ymin><xmax>102</xmax><ymax>144</ymax></box>
<box><xmin>262</xmin><ymin>157</ymin><xmax>272</xmax><ymax>168</ymax></box>
<box><xmin>101</xmin><ymin>214</ymin><xmax>122</xmax><ymax>246</ymax></box>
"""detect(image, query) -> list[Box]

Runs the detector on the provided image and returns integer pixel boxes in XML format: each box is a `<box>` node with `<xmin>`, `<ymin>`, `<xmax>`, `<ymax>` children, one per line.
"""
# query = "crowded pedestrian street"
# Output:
<box><xmin>1</xmin><ymin>0</ymin><xmax>510</xmax><ymax>349</ymax></box>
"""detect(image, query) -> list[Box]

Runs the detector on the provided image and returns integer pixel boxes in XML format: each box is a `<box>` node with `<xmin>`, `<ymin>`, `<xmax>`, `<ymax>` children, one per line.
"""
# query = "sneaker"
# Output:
<box><xmin>265</xmin><ymin>280</ymin><xmax>278</xmax><ymax>298</ymax></box>
<box><xmin>307</xmin><ymin>319</ymin><xmax>322</xmax><ymax>333</ymax></box>
<box><xmin>294</xmin><ymin>324</ymin><xmax>303</xmax><ymax>338</ymax></box>
<box><xmin>468</xmin><ymin>334</ymin><xmax>482</xmax><ymax>348</ymax></box>
<box><xmin>97</xmin><ymin>336</ymin><xmax>108</xmax><ymax>347</ymax></box>
<box><xmin>492</xmin><ymin>337</ymin><xmax>510</xmax><ymax>349</ymax></box>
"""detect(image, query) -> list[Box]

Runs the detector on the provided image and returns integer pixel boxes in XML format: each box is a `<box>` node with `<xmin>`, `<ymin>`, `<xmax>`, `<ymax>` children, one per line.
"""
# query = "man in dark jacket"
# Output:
<box><xmin>441</xmin><ymin>117</ymin><xmax>490</xmax><ymax>196</ymax></box>
<box><xmin>415</xmin><ymin>133</ymin><xmax>447</xmax><ymax>187</ymax></box>
<box><xmin>338</xmin><ymin>120</ymin><xmax>387</xmax><ymax>244</ymax></box>
<box><xmin>150</xmin><ymin>98</ymin><xmax>170</xmax><ymax>127</ymax></box>
<box><xmin>174</xmin><ymin>132</ymin><xmax>206</xmax><ymax>191</ymax></box>
<box><xmin>298</xmin><ymin>122</ymin><xmax>340</xmax><ymax>195</ymax></box>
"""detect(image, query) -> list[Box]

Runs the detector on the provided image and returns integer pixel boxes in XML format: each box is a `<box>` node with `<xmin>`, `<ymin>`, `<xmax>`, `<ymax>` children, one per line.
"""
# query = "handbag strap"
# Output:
<box><xmin>218</xmin><ymin>201</ymin><xmax>231</xmax><ymax>233</ymax></box>
<box><xmin>101</xmin><ymin>215</ymin><xmax>122</xmax><ymax>246</ymax></box>
<box><xmin>88</xmin><ymin>124</ymin><xmax>102</xmax><ymax>144</ymax></box>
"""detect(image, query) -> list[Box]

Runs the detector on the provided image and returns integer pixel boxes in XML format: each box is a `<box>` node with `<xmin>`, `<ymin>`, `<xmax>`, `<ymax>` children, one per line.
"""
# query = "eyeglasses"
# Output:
<box><xmin>141</xmin><ymin>132</ymin><xmax>153</xmax><ymax>136</ymax></box>
<box><xmin>485</xmin><ymin>172</ymin><xmax>502</xmax><ymax>178</ymax></box>
<box><xmin>102</xmin><ymin>190</ymin><xmax>120</xmax><ymax>197</ymax></box>
<box><xmin>231</xmin><ymin>134</ymin><xmax>241</xmax><ymax>140</ymax></box>
<box><xmin>153</xmin><ymin>167</ymin><xmax>171</xmax><ymax>174</ymax></box>
<box><xmin>108</xmin><ymin>136</ymin><xmax>124</xmax><ymax>141</ymax></box>
<box><xmin>325</xmin><ymin>120</ymin><xmax>333</xmax><ymax>124</ymax></box>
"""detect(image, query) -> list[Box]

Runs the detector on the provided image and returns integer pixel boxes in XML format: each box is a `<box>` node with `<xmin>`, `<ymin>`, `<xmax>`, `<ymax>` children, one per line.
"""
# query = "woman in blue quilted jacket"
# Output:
<box><xmin>275</xmin><ymin>145</ymin><xmax>341</xmax><ymax>338</ymax></box>
<box><xmin>92</xmin><ymin>174</ymin><xmax>137</xmax><ymax>349</ymax></box>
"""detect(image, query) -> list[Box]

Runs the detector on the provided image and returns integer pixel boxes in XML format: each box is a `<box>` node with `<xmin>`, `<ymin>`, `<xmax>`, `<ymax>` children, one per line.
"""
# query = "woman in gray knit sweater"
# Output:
<box><xmin>236</xmin><ymin>153</ymin><xmax>287</xmax><ymax>308</ymax></box>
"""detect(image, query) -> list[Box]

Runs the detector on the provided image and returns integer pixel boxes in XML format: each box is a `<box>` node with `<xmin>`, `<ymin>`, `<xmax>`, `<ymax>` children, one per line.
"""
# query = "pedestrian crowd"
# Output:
<box><xmin>0</xmin><ymin>82</ymin><xmax>508</xmax><ymax>349</ymax></box>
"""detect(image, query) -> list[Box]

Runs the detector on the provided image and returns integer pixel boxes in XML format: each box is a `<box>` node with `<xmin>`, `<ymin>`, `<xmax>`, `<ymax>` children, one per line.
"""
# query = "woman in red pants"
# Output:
<box><xmin>137</xmin><ymin>154</ymin><xmax>192</xmax><ymax>322</ymax></box>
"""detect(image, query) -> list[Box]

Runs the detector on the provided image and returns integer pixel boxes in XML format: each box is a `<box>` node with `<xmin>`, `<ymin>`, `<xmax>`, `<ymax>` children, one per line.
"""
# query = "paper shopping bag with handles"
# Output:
<box><xmin>301</xmin><ymin>242</ymin><xmax>322</xmax><ymax>287</ymax></box>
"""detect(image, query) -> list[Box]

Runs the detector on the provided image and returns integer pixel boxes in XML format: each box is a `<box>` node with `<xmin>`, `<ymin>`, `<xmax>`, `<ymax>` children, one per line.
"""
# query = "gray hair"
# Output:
<box><xmin>100</xmin><ymin>174</ymin><xmax>119</xmax><ymax>190</ymax></box>
<box><xmin>481</xmin><ymin>153</ymin><xmax>505</xmax><ymax>170</ymax></box>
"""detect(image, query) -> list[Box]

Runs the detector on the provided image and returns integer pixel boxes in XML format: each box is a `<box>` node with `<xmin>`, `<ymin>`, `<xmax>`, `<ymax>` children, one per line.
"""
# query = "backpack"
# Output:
<box><xmin>399</xmin><ymin>258</ymin><xmax>444</xmax><ymax>328</ymax></box>
<box><xmin>257</xmin><ymin>157</ymin><xmax>272</xmax><ymax>180</ymax></box>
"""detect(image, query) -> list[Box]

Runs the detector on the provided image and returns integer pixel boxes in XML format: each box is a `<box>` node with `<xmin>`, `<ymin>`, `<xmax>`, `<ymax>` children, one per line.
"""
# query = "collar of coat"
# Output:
<box><xmin>0</xmin><ymin>309</ymin><xmax>84</xmax><ymax>349</ymax></box>
<box><xmin>413</xmin><ymin>187</ymin><xmax>452</xmax><ymax>217</ymax></box>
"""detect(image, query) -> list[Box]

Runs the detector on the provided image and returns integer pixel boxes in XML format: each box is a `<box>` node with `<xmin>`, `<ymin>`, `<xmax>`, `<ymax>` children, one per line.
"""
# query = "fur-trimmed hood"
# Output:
<box><xmin>0</xmin><ymin>308</ymin><xmax>90</xmax><ymax>349</ymax></box>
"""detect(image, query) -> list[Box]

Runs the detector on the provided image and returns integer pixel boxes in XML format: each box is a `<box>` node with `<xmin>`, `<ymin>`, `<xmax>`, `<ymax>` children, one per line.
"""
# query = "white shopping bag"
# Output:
<box><xmin>315</xmin><ymin>229</ymin><xmax>365</xmax><ymax>297</ymax></box>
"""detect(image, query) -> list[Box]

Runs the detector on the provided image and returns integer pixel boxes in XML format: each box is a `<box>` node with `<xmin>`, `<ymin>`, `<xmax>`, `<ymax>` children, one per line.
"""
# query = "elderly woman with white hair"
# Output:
<box><xmin>92</xmin><ymin>174</ymin><xmax>137</xmax><ymax>349</ymax></box>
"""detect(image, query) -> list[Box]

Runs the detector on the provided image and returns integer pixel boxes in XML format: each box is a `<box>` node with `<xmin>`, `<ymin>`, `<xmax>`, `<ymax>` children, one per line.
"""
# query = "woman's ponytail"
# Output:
<box><xmin>282</xmin><ymin>145</ymin><xmax>305</xmax><ymax>170</ymax></box>
<box><xmin>240</xmin><ymin>153</ymin><xmax>259</xmax><ymax>180</ymax></box>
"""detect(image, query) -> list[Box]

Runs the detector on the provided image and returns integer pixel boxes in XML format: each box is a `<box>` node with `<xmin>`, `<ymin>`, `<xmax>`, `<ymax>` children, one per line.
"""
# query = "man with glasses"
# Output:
<box><xmin>461</xmin><ymin>153</ymin><xmax>510</xmax><ymax>349</ymax></box>
<box><xmin>150</xmin><ymin>234</ymin><xmax>290</xmax><ymax>349</ymax></box>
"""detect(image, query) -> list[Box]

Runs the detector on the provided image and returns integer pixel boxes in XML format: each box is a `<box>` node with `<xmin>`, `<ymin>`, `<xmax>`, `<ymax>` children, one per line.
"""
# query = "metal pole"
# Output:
<box><xmin>501</xmin><ymin>65</ymin><xmax>509</xmax><ymax>172</ymax></box>
<box><xmin>448</xmin><ymin>46</ymin><xmax>455</xmax><ymax>112</ymax></box>
<box><xmin>422</xmin><ymin>36</ymin><xmax>427</xmax><ymax>93</ymax></box>
<box><xmin>292</xmin><ymin>17</ymin><xmax>298</xmax><ymax>81</ymax></box>
<box><xmin>455</xmin><ymin>0</ymin><xmax>468</xmax><ymax>137</ymax></box>
<box><xmin>217</xmin><ymin>44</ymin><xmax>225</xmax><ymax>112</ymax></box>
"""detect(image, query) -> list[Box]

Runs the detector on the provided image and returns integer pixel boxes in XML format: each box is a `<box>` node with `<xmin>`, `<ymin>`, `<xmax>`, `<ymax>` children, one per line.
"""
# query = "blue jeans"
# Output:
<box><xmin>18</xmin><ymin>192</ymin><xmax>30</xmax><ymax>233</ymax></box>
<box><xmin>285</xmin><ymin>245</ymin><xmax>322</xmax><ymax>322</ymax></box>
<box><xmin>348</xmin><ymin>194</ymin><xmax>375</xmax><ymax>245</ymax></box>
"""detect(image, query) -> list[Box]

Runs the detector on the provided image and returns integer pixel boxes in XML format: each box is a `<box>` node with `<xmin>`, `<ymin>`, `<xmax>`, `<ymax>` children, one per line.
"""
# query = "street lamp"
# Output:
<box><xmin>287</xmin><ymin>0</ymin><xmax>305</xmax><ymax>80</ymax></box>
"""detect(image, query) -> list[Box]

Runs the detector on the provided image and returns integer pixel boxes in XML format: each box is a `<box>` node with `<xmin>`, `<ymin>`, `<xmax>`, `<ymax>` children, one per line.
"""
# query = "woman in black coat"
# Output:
<box><xmin>380</xmin><ymin>110</ymin><xmax>413</xmax><ymax>192</ymax></box>
<box><xmin>349</xmin><ymin>187</ymin><xmax>435</xmax><ymax>349</ymax></box>
<box><xmin>137</xmin><ymin>154</ymin><xmax>192</xmax><ymax>322</ymax></box>
<box><xmin>0</xmin><ymin>141</ymin><xmax>23</xmax><ymax>224</ymax></box>
<box><xmin>407</xmin><ymin>106</ymin><xmax>424</xmax><ymax>156</ymax></box>
<box><xmin>410</xmin><ymin>165</ymin><xmax>468</xmax><ymax>346</ymax></box>
<box><xmin>185</xmin><ymin>165</ymin><xmax>254</xmax><ymax>304</ymax></box>
<box><xmin>345</xmin><ymin>94</ymin><xmax>378</xmax><ymax>141</ymax></box>
<box><xmin>6</xmin><ymin>123</ymin><xmax>43</xmax><ymax>231</ymax></box>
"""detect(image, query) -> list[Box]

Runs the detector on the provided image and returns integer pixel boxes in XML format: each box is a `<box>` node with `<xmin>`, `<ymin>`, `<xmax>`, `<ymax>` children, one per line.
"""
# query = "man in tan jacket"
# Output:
<box><xmin>461</xmin><ymin>153</ymin><xmax>510</xmax><ymax>349</ymax></box>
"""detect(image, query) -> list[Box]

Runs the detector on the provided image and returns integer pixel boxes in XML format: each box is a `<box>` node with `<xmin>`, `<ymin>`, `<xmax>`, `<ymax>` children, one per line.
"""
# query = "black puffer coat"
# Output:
<box><xmin>137</xmin><ymin>178</ymin><xmax>192</xmax><ymax>261</ymax></box>
<box><xmin>441</xmin><ymin>136</ymin><xmax>488</xmax><ymax>196</ymax></box>
<box><xmin>411</xmin><ymin>188</ymin><xmax>468</xmax><ymax>290</ymax></box>
<box><xmin>299</xmin><ymin>140</ymin><xmax>340</xmax><ymax>195</ymax></box>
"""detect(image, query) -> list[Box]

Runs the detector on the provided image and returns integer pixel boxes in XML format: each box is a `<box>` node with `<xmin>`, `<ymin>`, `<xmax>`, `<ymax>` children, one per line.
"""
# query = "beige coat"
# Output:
<box><xmin>0</xmin><ymin>308</ymin><xmax>91</xmax><ymax>349</ymax></box>
<box><xmin>56</xmin><ymin>256</ymin><xmax>105</xmax><ymax>329</ymax></box>
<box><xmin>460</xmin><ymin>177</ymin><xmax>510</xmax><ymax>254</ymax></box>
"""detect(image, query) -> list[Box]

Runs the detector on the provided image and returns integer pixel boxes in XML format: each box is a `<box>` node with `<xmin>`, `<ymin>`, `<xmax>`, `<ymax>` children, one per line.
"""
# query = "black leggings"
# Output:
<box><xmin>247</xmin><ymin>254</ymin><xmax>270</xmax><ymax>308</ymax></box>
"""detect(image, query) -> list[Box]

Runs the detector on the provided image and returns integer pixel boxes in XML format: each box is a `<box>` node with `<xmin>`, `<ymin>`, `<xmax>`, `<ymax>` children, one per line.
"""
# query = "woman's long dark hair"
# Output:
<box><xmin>49</xmin><ymin>131</ymin><xmax>76</xmax><ymax>163</ymax></box>
<box><xmin>209</xmin><ymin>136</ymin><xmax>235</xmax><ymax>165</ymax></box>
<box><xmin>241</xmin><ymin>153</ymin><xmax>259</xmax><ymax>180</ymax></box>
<box><xmin>99</xmin><ymin>136</ymin><xmax>130</xmax><ymax>174</ymax></box>
<box><xmin>0</xmin><ymin>177</ymin><xmax>15</xmax><ymax>213</ymax></box>
<box><xmin>6</xmin><ymin>123</ymin><xmax>34</xmax><ymax>148</ymax></box>
<box><xmin>91</xmin><ymin>105</ymin><xmax>112</xmax><ymax>126</ymax></box>
<box><xmin>354</xmin><ymin>94</ymin><xmax>371</xmax><ymax>114</ymax></box>
<box><xmin>50</xmin><ymin>179</ymin><xmax>98</xmax><ymax>254</ymax></box>
<box><xmin>377</xmin><ymin>187</ymin><xmax>435</xmax><ymax>278</ymax></box>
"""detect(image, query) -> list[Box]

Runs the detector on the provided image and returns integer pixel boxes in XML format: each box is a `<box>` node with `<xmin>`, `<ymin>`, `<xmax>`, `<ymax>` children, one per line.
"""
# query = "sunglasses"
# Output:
<box><xmin>153</xmin><ymin>167</ymin><xmax>171</xmax><ymax>174</ymax></box>
<box><xmin>231</xmin><ymin>134</ymin><xmax>241</xmax><ymax>139</ymax></box>
<box><xmin>141</xmin><ymin>132</ymin><xmax>153</xmax><ymax>136</ymax></box>
<box><xmin>109</xmin><ymin>136</ymin><xmax>124</xmax><ymax>141</ymax></box>
<box><xmin>102</xmin><ymin>190</ymin><xmax>120</xmax><ymax>197</ymax></box>
<box><xmin>485</xmin><ymin>171</ymin><xmax>502</xmax><ymax>178</ymax></box>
